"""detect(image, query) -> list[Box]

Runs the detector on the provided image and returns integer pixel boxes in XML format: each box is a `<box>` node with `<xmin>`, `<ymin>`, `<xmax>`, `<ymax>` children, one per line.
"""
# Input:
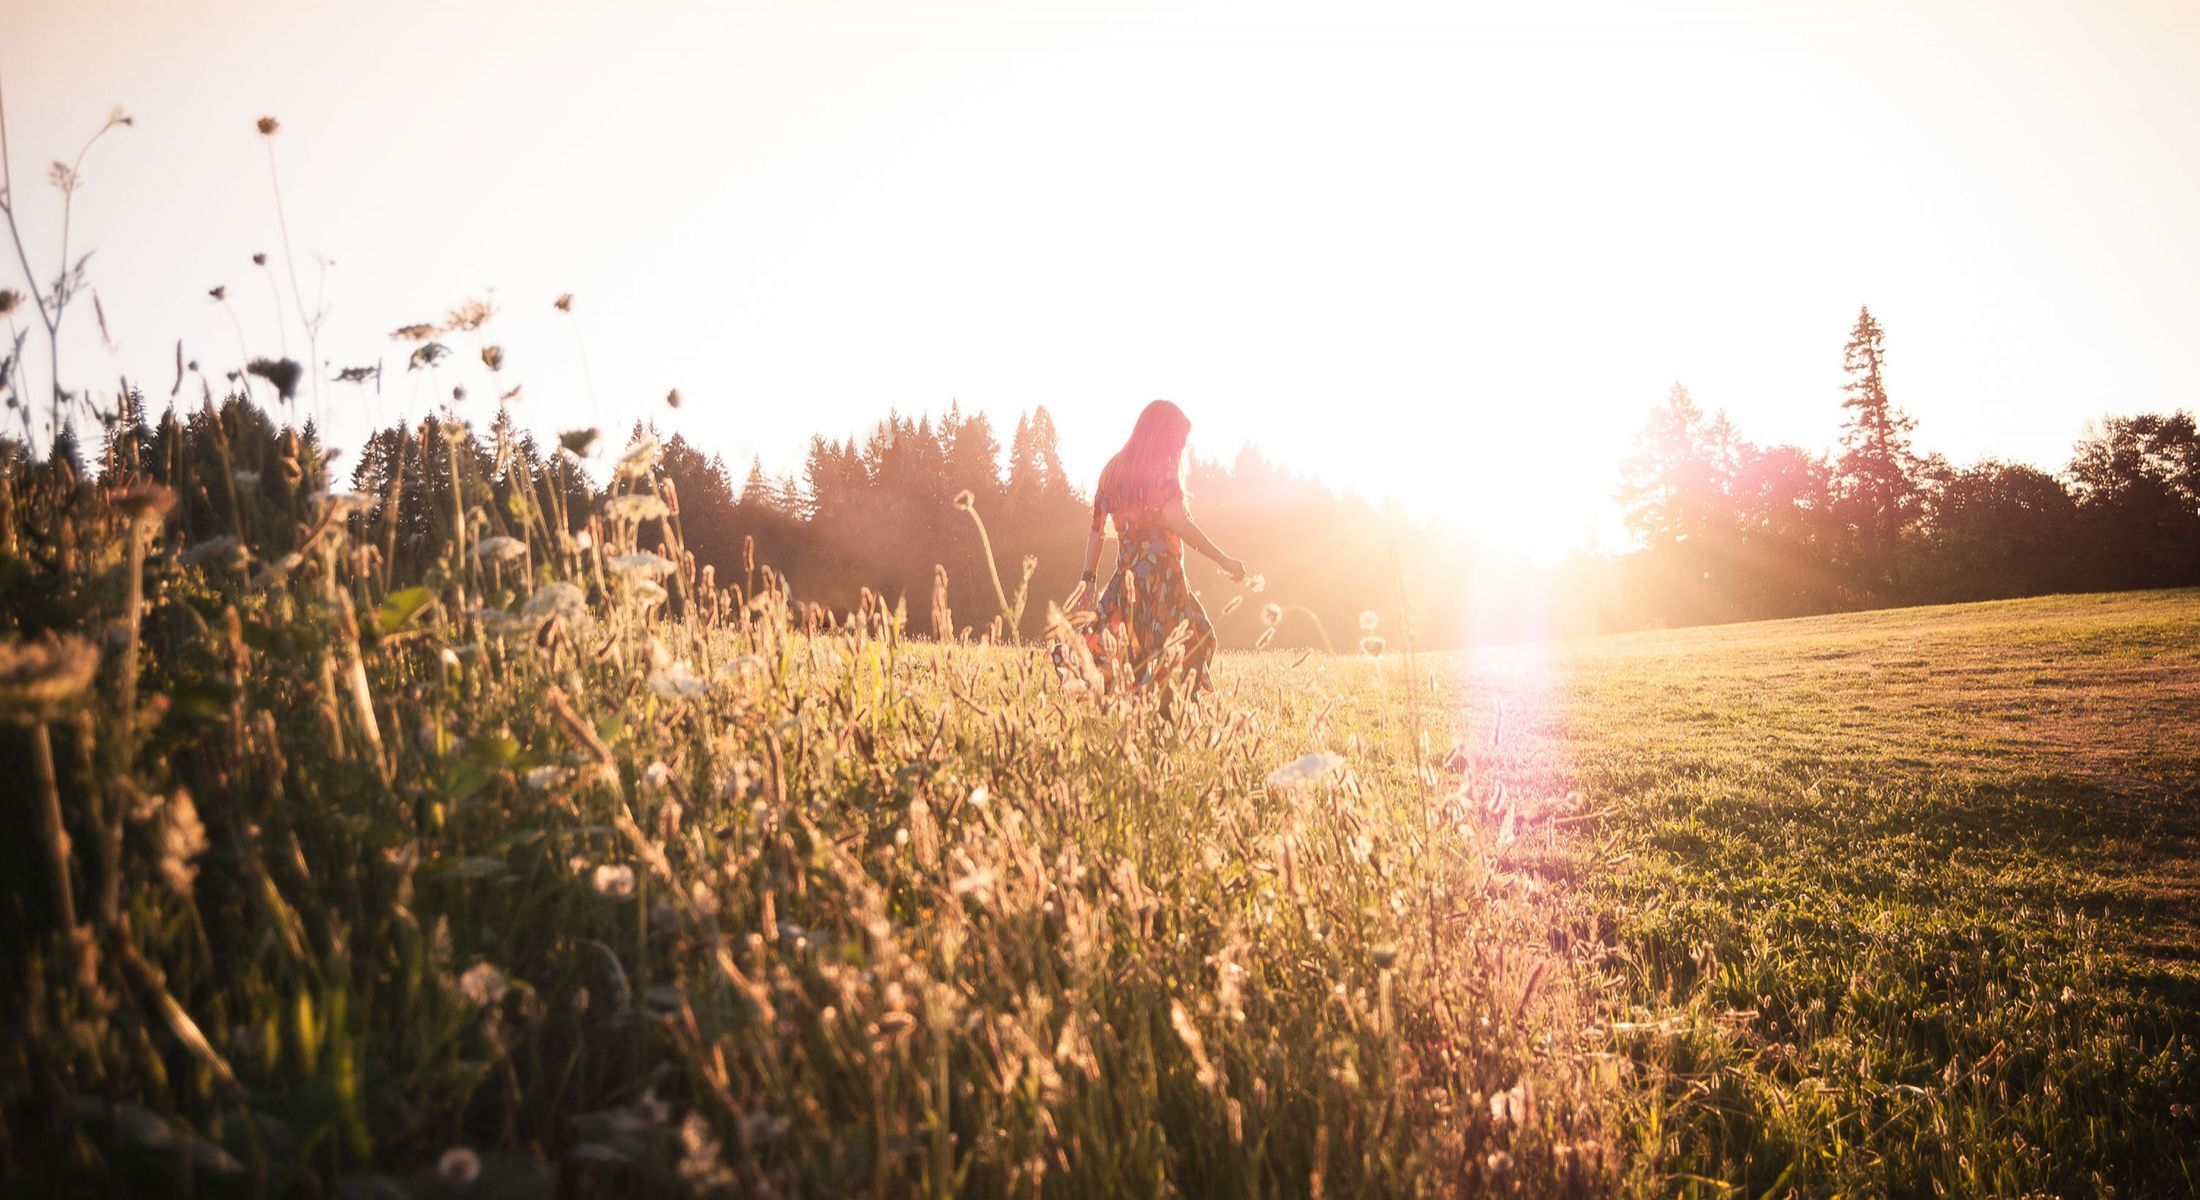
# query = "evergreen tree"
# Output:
<box><xmin>1832</xmin><ymin>306</ymin><xmax>1922</xmax><ymax>595</ymax></box>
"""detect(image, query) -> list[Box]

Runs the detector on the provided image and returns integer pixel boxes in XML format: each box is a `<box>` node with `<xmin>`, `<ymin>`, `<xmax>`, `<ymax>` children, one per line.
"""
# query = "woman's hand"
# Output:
<box><xmin>1221</xmin><ymin>556</ymin><xmax>1248</xmax><ymax>583</ymax></box>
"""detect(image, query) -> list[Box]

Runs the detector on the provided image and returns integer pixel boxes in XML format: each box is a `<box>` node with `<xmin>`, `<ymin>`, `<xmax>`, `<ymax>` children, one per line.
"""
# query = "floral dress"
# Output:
<box><xmin>1080</xmin><ymin>500</ymin><xmax>1217</xmax><ymax>695</ymax></box>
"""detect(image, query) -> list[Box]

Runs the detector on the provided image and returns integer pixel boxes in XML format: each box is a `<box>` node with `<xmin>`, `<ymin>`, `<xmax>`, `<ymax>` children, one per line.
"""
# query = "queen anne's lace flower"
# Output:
<box><xmin>470</xmin><ymin>535</ymin><xmax>527</xmax><ymax>564</ymax></box>
<box><xmin>608</xmin><ymin>552</ymin><xmax>677</xmax><ymax>579</ymax></box>
<box><xmin>606</xmin><ymin>493</ymin><xmax>670</xmax><ymax>522</ymax></box>
<box><xmin>522</xmin><ymin>581</ymin><xmax>588</xmax><ymax>624</ymax></box>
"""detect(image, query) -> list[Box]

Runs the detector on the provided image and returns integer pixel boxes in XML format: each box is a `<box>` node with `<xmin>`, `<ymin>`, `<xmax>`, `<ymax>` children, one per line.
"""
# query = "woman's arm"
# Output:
<box><xmin>1162</xmin><ymin>497</ymin><xmax>1246</xmax><ymax>581</ymax></box>
<box><xmin>1066</xmin><ymin>508</ymin><xmax>1108</xmax><ymax>611</ymax></box>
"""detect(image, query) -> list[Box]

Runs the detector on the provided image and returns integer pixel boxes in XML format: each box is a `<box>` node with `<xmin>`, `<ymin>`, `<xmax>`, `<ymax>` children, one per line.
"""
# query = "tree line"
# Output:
<box><xmin>1617</xmin><ymin>306</ymin><xmax>2200</xmax><ymax>627</ymax></box>
<box><xmin>13</xmin><ymin>303</ymin><xmax>2196</xmax><ymax>648</ymax></box>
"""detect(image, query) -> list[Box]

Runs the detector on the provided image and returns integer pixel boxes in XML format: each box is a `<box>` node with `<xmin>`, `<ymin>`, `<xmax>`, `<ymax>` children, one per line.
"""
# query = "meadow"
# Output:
<box><xmin>1</xmin><ymin>440</ymin><xmax>2195</xmax><ymax>1197</ymax></box>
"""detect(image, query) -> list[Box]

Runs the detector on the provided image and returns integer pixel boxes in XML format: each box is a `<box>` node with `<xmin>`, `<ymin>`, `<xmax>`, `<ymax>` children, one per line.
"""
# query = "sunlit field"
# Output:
<box><xmin>3</xmin><ymin>445</ymin><xmax>2194</xmax><ymax>1194</ymax></box>
<box><xmin>1444</xmin><ymin>590</ymin><xmax>2200</xmax><ymax>1194</ymax></box>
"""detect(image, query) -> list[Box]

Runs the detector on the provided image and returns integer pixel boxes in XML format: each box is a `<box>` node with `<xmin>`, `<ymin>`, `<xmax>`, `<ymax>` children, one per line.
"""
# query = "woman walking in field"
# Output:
<box><xmin>1063</xmin><ymin>400</ymin><xmax>1250</xmax><ymax>705</ymax></box>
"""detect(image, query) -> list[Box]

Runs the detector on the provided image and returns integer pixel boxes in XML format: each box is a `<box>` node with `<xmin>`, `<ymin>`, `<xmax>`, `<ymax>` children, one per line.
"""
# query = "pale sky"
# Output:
<box><xmin>6</xmin><ymin>0</ymin><xmax>2198</xmax><ymax>559</ymax></box>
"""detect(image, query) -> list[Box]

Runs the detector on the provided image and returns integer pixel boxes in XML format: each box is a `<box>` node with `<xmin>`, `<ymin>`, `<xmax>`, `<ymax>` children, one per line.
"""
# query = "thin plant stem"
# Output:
<box><xmin>261</xmin><ymin>135</ymin><xmax>322</xmax><ymax>421</ymax></box>
<box><xmin>28</xmin><ymin>720</ymin><xmax>76</xmax><ymax>930</ymax></box>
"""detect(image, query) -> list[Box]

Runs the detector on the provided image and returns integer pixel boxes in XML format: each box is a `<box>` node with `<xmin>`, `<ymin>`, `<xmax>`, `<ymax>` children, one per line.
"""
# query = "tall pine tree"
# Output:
<box><xmin>1833</xmin><ymin>306</ymin><xmax>1921</xmax><ymax>597</ymax></box>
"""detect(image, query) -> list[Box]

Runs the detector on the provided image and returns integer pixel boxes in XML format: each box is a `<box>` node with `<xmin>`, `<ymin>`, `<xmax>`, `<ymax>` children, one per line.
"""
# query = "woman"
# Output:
<box><xmin>1065</xmin><ymin>400</ymin><xmax>1249</xmax><ymax>700</ymax></box>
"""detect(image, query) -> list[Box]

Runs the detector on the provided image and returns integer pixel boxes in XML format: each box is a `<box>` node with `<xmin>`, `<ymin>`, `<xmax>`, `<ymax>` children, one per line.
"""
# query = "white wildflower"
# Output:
<box><xmin>470</xmin><ymin>535</ymin><xmax>527</xmax><ymax>564</ymax></box>
<box><xmin>647</xmin><ymin>661</ymin><xmax>708</xmax><ymax>700</ymax></box>
<box><xmin>523</xmin><ymin>765</ymin><xmax>564</xmax><ymax>792</ymax></box>
<box><xmin>313</xmin><ymin>491</ymin><xmax>373</xmax><ymax>520</ymax></box>
<box><xmin>643</xmin><ymin>760</ymin><xmax>673</xmax><ymax>791</ymax></box>
<box><xmin>1264</xmin><ymin>751</ymin><xmax>1346</xmax><ymax>789</ymax></box>
<box><xmin>456</xmin><ymin>962</ymin><xmax>507</xmax><ymax>1006</ymax></box>
<box><xmin>521</xmin><ymin>580</ymin><xmax>588</xmax><ymax>624</ymax></box>
<box><xmin>616</xmin><ymin>434</ymin><xmax>659</xmax><ymax>477</ymax></box>
<box><xmin>1359</xmin><ymin>609</ymin><xmax>1380</xmax><ymax>633</ymax></box>
<box><xmin>232</xmin><ymin>469</ymin><xmax>261</xmax><ymax>489</ymax></box>
<box><xmin>437</xmin><ymin>1146</ymin><xmax>481</xmax><ymax>1187</ymax></box>
<box><xmin>180</xmin><ymin>536</ymin><xmax>246</xmax><ymax>569</ymax></box>
<box><xmin>608</xmin><ymin>552</ymin><xmax>677</xmax><ymax>579</ymax></box>
<box><xmin>606</xmin><ymin>493</ymin><xmax>670</xmax><ymax>522</ymax></box>
<box><xmin>625</xmin><ymin>580</ymin><xmax>669</xmax><ymax>608</ymax></box>
<box><xmin>593</xmin><ymin>864</ymin><xmax>636</xmax><ymax>897</ymax></box>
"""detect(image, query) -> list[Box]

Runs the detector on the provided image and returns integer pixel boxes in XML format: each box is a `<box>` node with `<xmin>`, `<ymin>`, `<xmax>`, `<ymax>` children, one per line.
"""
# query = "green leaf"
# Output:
<box><xmin>376</xmin><ymin>586</ymin><xmax>435</xmax><ymax>635</ymax></box>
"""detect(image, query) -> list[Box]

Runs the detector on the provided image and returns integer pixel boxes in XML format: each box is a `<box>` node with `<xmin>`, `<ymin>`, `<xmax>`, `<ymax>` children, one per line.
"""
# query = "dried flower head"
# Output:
<box><xmin>952</xmin><ymin>490</ymin><xmax>976</xmax><ymax>512</ymax></box>
<box><xmin>1359</xmin><ymin>636</ymin><xmax>1386</xmax><ymax>657</ymax></box>
<box><xmin>480</xmin><ymin>344</ymin><xmax>505</xmax><ymax>371</ymax></box>
<box><xmin>0</xmin><ymin>634</ymin><xmax>101</xmax><ymax>718</ymax></box>
<box><xmin>246</xmin><ymin>358</ymin><xmax>303</xmax><ymax>402</ymax></box>
<box><xmin>553</xmin><ymin>292</ymin><xmax>574</xmax><ymax>312</ymax></box>
<box><xmin>206</xmin><ymin>285</ymin><xmax>226</xmax><ymax>302</ymax></box>
<box><xmin>444</xmin><ymin>297</ymin><xmax>495</xmax><ymax>332</ymax></box>
<box><xmin>251</xmin><ymin>252</ymin><xmax>268</xmax><ymax>267</ymax></box>
<box><xmin>665</xmin><ymin>388</ymin><xmax>681</xmax><ymax>409</ymax></box>
<box><xmin>389</xmin><ymin>323</ymin><xmax>439</xmax><ymax>342</ymax></box>
<box><xmin>559</xmin><ymin>427</ymin><xmax>600</xmax><ymax>458</ymax></box>
<box><xmin>1261</xmin><ymin>602</ymin><xmax>1284</xmax><ymax>628</ymax></box>
<box><xmin>255</xmin><ymin>116</ymin><xmax>280</xmax><ymax>136</ymax></box>
<box><xmin>0</xmin><ymin>289</ymin><xmax>21</xmax><ymax>316</ymax></box>
<box><xmin>109</xmin><ymin>483</ymin><xmax>177</xmax><ymax>524</ymax></box>
<box><xmin>407</xmin><ymin>342</ymin><xmax>450</xmax><ymax>370</ymax></box>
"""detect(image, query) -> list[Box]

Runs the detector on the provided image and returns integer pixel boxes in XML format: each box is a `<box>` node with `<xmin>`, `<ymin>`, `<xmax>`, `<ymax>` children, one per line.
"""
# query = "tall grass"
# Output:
<box><xmin>0</xmin><ymin>432</ymin><xmax>1608</xmax><ymax>1196</ymax></box>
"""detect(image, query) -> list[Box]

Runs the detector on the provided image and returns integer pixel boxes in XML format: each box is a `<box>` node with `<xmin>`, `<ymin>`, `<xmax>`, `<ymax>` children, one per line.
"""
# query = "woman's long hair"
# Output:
<box><xmin>1096</xmin><ymin>400</ymin><xmax>1191</xmax><ymax>521</ymax></box>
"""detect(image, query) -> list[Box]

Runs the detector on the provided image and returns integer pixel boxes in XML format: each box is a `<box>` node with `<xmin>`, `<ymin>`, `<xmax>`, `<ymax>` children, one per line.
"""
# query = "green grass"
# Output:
<box><xmin>1422</xmin><ymin>590</ymin><xmax>2200</xmax><ymax>1196</ymax></box>
<box><xmin>4</xmin><ymin>453</ymin><xmax>2195</xmax><ymax>1197</ymax></box>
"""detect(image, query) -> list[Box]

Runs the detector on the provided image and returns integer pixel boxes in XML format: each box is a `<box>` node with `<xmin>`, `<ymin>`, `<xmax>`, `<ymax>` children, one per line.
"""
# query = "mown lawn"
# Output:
<box><xmin>1376</xmin><ymin>588</ymin><xmax>2200</xmax><ymax>1196</ymax></box>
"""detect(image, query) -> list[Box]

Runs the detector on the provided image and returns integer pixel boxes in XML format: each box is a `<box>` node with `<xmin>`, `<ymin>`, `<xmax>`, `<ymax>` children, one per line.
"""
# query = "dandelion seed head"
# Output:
<box><xmin>1359</xmin><ymin>610</ymin><xmax>1380</xmax><ymax>633</ymax></box>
